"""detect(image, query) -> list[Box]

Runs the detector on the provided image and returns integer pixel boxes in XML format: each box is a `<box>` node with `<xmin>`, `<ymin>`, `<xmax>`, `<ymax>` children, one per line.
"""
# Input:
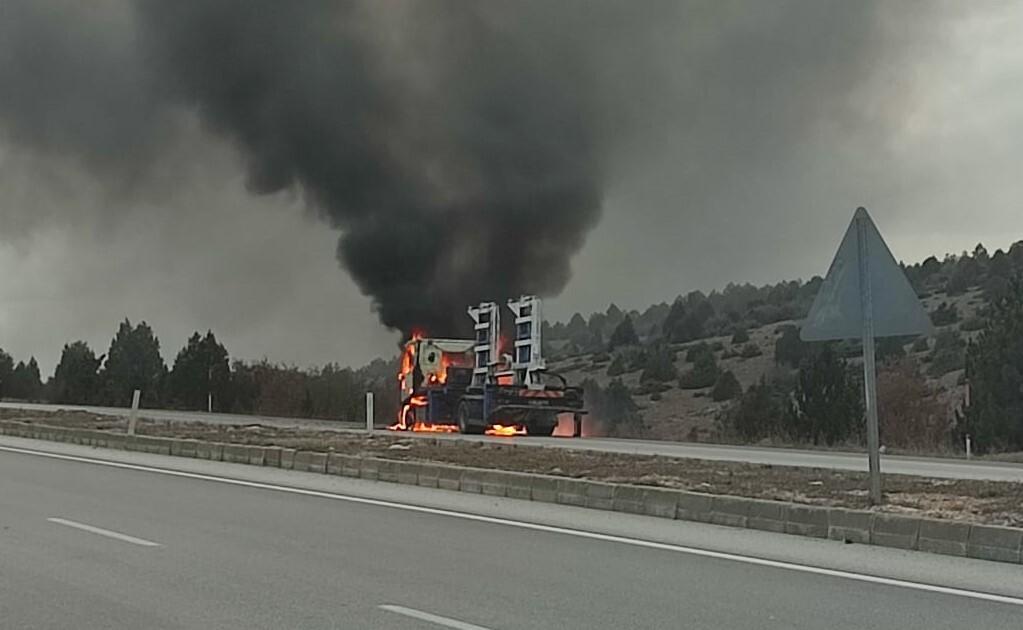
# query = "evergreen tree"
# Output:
<box><xmin>640</xmin><ymin>343</ymin><xmax>677</xmax><ymax>383</ymax></box>
<box><xmin>168</xmin><ymin>331</ymin><xmax>231</xmax><ymax>411</ymax></box>
<box><xmin>774</xmin><ymin>325</ymin><xmax>806</xmax><ymax>368</ymax></box>
<box><xmin>608</xmin><ymin>315</ymin><xmax>639</xmax><ymax>350</ymax></box>
<box><xmin>786</xmin><ymin>347</ymin><xmax>862</xmax><ymax>445</ymax></box>
<box><xmin>728</xmin><ymin>377</ymin><xmax>782</xmax><ymax>441</ymax></box>
<box><xmin>0</xmin><ymin>348</ymin><xmax>13</xmax><ymax>399</ymax></box>
<box><xmin>606</xmin><ymin>355</ymin><xmax>625</xmax><ymax>377</ymax></box>
<box><xmin>52</xmin><ymin>341</ymin><xmax>102</xmax><ymax>404</ymax></box>
<box><xmin>961</xmin><ymin>276</ymin><xmax>1023</xmax><ymax>452</ymax></box>
<box><xmin>101</xmin><ymin>319</ymin><xmax>167</xmax><ymax>406</ymax></box>
<box><xmin>9</xmin><ymin>358</ymin><xmax>42</xmax><ymax>400</ymax></box>
<box><xmin>710</xmin><ymin>370</ymin><xmax>742</xmax><ymax>402</ymax></box>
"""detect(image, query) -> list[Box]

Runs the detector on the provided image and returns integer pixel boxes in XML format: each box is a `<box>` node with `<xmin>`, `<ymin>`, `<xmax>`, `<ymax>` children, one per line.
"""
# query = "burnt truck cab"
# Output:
<box><xmin>393</xmin><ymin>296</ymin><xmax>585</xmax><ymax>436</ymax></box>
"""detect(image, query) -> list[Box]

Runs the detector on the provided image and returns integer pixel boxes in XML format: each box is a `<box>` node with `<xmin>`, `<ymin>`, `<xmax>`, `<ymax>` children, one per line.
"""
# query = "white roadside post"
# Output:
<box><xmin>365</xmin><ymin>392</ymin><xmax>375</xmax><ymax>434</ymax></box>
<box><xmin>802</xmin><ymin>207</ymin><xmax>933</xmax><ymax>506</ymax></box>
<box><xmin>127</xmin><ymin>389</ymin><xmax>141</xmax><ymax>436</ymax></box>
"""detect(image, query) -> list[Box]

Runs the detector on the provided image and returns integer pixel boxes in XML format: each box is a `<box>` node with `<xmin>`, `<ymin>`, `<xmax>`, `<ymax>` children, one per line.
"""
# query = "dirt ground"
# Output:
<box><xmin>4</xmin><ymin>409</ymin><xmax>1022</xmax><ymax>527</ymax></box>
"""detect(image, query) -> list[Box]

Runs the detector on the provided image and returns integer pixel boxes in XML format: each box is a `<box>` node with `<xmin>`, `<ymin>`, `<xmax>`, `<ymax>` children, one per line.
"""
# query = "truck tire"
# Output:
<box><xmin>457</xmin><ymin>401</ymin><xmax>484</xmax><ymax>435</ymax></box>
<box><xmin>527</xmin><ymin>417</ymin><xmax>558</xmax><ymax>436</ymax></box>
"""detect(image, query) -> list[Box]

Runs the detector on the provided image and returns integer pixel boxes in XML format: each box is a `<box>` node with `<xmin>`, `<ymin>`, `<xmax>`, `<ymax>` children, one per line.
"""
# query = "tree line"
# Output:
<box><xmin>0</xmin><ymin>320</ymin><xmax>398</xmax><ymax>425</ymax></box>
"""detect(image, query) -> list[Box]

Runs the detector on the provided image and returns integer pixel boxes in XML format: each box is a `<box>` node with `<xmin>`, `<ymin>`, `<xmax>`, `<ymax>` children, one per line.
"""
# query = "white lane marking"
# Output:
<box><xmin>379</xmin><ymin>604</ymin><xmax>492</xmax><ymax>630</ymax></box>
<box><xmin>46</xmin><ymin>517</ymin><xmax>161</xmax><ymax>547</ymax></box>
<box><xmin>3</xmin><ymin>444</ymin><xmax>1023</xmax><ymax>607</ymax></box>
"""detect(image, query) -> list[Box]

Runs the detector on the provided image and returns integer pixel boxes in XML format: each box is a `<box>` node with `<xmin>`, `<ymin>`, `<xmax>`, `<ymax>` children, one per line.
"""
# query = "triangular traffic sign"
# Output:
<box><xmin>801</xmin><ymin>207</ymin><xmax>933</xmax><ymax>342</ymax></box>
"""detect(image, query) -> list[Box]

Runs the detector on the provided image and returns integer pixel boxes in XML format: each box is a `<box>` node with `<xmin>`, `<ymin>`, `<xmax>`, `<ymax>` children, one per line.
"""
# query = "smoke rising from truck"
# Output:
<box><xmin>0</xmin><ymin>1</ymin><xmax>958</xmax><ymax>339</ymax></box>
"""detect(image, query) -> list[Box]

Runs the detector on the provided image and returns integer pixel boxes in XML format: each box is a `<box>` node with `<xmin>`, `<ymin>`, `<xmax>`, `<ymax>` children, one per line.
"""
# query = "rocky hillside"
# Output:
<box><xmin>543</xmin><ymin>241</ymin><xmax>1023</xmax><ymax>443</ymax></box>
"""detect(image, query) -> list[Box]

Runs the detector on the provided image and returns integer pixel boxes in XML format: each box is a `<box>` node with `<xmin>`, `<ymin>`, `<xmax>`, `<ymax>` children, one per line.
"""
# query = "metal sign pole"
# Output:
<box><xmin>856</xmin><ymin>212</ymin><xmax>883</xmax><ymax>505</ymax></box>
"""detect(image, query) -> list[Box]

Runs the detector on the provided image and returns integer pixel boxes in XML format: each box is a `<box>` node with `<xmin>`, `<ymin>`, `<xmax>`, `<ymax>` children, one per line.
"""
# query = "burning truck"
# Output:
<box><xmin>390</xmin><ymin>296</ymin><xmax>585</xmax><ymax>436</ymax></box>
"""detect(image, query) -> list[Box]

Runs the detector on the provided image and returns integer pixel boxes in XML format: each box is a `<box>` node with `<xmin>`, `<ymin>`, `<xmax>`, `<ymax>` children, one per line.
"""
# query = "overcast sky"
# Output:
<box><xmin>2</xmin><ymin>1</ymin><xmax>1022</xmax><ymax>375</ymax></box>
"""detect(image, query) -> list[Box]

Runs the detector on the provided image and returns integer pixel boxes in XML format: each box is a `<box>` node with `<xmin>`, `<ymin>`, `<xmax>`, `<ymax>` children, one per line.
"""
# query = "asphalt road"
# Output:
<box><xmin>1</xmin><ymin>436</ymin><xmax>1022</xmax><ymax>629</ymax></box>
<box><xmin>3</xmin><ymin>401</ymin><xmax>1023</xmax><ymax>482</ymax></box>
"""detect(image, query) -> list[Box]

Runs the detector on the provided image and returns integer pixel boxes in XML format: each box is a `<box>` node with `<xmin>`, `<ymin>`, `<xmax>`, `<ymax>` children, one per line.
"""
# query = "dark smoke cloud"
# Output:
<box><xmin>129</xmin><ymin>1</ymin><xmax>657</xmax><ymax>335</ymax></box>
<box><xmin>0</xmin><ymin>0</ymin><xmax>967</xmax><ymax>338</ymax></box>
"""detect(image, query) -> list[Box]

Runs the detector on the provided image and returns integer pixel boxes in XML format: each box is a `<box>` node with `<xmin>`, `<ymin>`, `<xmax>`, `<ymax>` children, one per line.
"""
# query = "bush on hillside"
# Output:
<box><xmin>731</xmin><ymin>329</ymin><xmax>750</xmax><ymax>344</ymax></box>
<box><xmin>930</xmin><ymin>301</ymin><xmax>959</xmax><ymax>326</ymax></box>
<box><xmin>739</xmin><ymin>343</ymin><xmax>762</xmax><ymax>359</ymax></box>
<box><xmin>710</xmin><ymin>370</ymin><xmax>742</xmax><ymax>401</ymax></box>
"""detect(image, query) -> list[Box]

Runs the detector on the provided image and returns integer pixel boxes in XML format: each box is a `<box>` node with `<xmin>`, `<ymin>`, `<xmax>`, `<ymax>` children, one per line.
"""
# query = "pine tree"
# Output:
<box><xmin>961</xmin><ymin>276</ymin><xmax>1023</xmax><ymax>452</ymax></box>
<box><xmin>101</xmin><ymin>319</ymin><xmax>167</xmax><ymax>406</ymax></box>
<box><xmin>167</xmin><ymin>331</ymin><xmax>231</xmax><ymax>411</ymax></box>
<box><xmin>52</xmin><ymin>341</ymin><xmax>102</xmax><ymax>404</ymax></box>
<box><xmin>786</xmin><ymin>347</ymin><xmax>863</xmax><ymax>445</ymax></box>
<box><xmin>608</xmin><ymin>315</ymin><xmax>639</xmax><ymax>350</ymax></box>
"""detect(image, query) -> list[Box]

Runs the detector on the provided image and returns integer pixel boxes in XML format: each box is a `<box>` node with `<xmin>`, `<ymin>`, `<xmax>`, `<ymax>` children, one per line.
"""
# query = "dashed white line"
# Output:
<box><xmin>47</xmin><ymin>517</ymin><xmax>162</xmax><ymax>547</ymax></box>
<box><xmin>379</xmin><ymin>604</ymin><xmax>492</xmax><ymax>630</ymax></box>
<box><xmin>4</xmin><ymin>443</ymin><xmax>1023</xmax><ymax>608</ymax></box>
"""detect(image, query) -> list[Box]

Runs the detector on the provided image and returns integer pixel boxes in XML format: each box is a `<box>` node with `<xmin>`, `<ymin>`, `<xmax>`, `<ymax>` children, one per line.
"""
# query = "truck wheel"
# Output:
<box><xmin>527</xmin><ymin>418</ymin><xmax>557</xmax><ymax>436</ymax></box>
<box><xmin>457</xmin><ymin>402</ymin><xmax>484</xmax><ymax>435</ymax></box>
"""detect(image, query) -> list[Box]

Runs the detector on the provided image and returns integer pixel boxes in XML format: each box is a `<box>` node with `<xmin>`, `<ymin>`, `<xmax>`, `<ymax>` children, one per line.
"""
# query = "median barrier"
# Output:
<box><xmin>709</xmin><ymin>496</ymin><xmax>752</xmax><ymax>528</ymax></box>
<box><xmin>828</xmin><ymin>508</ymin><xmax>872</xmax><ymax>544</ymax></box>
<box><xmin>870</xmin><ymin>513</ymin><xmax>920</xmax><ymax>550</ymax></box>
<box><xmin>784</xmin><ymin>504</ymin><xmax>829</xmax><ymax>538</ymax></box>
<box><xmin>747</xmin><ymin>499</ymin><xmax>787</xmax><ymax>533</ymax></box>
<box><xmin>396</xmin><ymin>461</ymin><xmax>420</xmax><ymax>486</ymax></box>
<box><xmin>917</xmin><ymin>519</ymin><xmax>970</xmax><ymax>556</ymax></box>
<box><xmin>3</xmin><ymin>420</ymin><xmax>1023</xmax><ymax>566</ymax></box>
<box><xmin>676</xmin><ymin>491</ymin><xmax>714</xmax><ymax>523</ymax></box>
<box><xmin>967</xmin><ymin>524</ymin><xmax>1023</xmax><ymax>563</ymax></box>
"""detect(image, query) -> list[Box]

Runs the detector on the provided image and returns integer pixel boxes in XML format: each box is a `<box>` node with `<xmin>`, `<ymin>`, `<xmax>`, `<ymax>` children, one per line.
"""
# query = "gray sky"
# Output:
<box><xmin>2</xmin><ymin>1</ymin><xmax>1022</xmax><ymax>375</ymax></box>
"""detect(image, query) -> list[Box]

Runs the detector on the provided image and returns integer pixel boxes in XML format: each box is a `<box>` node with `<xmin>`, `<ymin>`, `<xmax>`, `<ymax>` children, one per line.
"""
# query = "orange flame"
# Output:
<box><xmin>485</xmin><ymin>424</ymin><xmax>527</xmax><ymax>437</ymax></box>
<box><xmin>411</xmin><ymin>422</ymin><xmax>459</xmax><ymax>433</ymax></box>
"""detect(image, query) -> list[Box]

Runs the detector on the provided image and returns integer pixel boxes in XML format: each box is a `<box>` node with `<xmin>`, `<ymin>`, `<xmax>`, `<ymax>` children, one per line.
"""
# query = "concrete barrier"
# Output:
<box><xmin>293</xmin><ymin>451</ymin><xmax>327</xmax><ymax>474</ymax></box>
<box><xmin>967</xmin><ymin>524</ymin><xmax>1023</xmax><ymax>563</ymax></box>
<box><xmin>416</xmin><ymin>464</ymin><xmax>441</xmax><ymax>488</ymax></box>
<box><xmin>871</xmin><ymin>514</ymin><xmax>920</xmax><ymax>550</ymax></box>
<box><xmin>709</xmin><ymin>496</ymin><xmax>751</xmax><ymax>528</ymax></box>
<box><xmin>396</xmin><ymin>461</ymin><xmax>420</xmax><ymax>486</ymax></box>
<box><xmin>785</xmin><ymin>505</ymin><xmax>829</xmax><ymax>538</ymax></box>
<box><xmin>223</xmin><ymin>443</ymin><xmax>250</xmax><ymax>464</ymax></box>
<box><xmin>918</xmin><ymin>519</ymin><xmax>970</xmax><ymax>557</ymax></box>
<box><xmin>197</xmin><ymin>441</ymin><xmax>224</xmax><ymax>461</ymax></box>
<box><xmin>359</xmin><ymin>458</ymin><xmax>380</xmax><ymax>481</ymax></box>
<box><xmin>437</xmin><ymin>465</ymin><xmax>463</xmax><ymax>491</ymax></box>
<box><xmin>263</xmin><ymin>446</ymin><xmax>283</xmax><ymax>468</ymax></box>
<box><xmin>530</xmin><ymin>476</ymin><xmax>559</xmax><ymax>503</ymax></box>
<box><xmin>747</xmin><ymin>499</ymin><xmax>787</xmax><ymax>533</ymax></box>
<box><xmin>828</xmin><ymin>508</ymin><xmax>872</xmax><ymax>544</ymax></box>
<box><xmin>676</xmin><ymin>491</ymin><xmax>714</xmax><ymax>523</ymax></box>
<box><xmin>641</xmin><ymin>488</ymin><xmax>680</xmax><ymax>519</ymax></box>
<box><xmin>5</xmin><ymin>421</ymin><xmax>1023</xmax><ymax>566</ymax></box>
<box><xmin>502</xmin><ymin>471</ymin><xmax>533</xmax><ymax>500</ymax></box>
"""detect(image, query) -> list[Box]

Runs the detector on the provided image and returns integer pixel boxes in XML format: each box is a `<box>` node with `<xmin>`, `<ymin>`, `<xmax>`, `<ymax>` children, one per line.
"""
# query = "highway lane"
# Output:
<box><xmin>3</xmin><ymin>401</ymin><xmax>1023</xmax><ymax>481</ymax></box>
<box><xmin>1</xmin><ymin>437</ymin><xmax>1022</xmax><ymax>629</ymax></box>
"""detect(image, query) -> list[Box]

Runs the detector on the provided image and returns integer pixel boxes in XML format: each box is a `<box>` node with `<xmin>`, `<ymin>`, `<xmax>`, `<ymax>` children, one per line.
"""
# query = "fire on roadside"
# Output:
<box><xmin>485</xmin><ymin>423</ymin><xmax>527</xmax><ymax>437</ymax></box>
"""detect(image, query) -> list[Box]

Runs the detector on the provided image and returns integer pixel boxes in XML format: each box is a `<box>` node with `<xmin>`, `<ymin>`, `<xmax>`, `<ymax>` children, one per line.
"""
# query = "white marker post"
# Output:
<box><xmin>365</xmin><ymin>392</ymin><xmax>375</xmax><ymax>434</ymax></box>
<box><xmin>127</xmin><ymin>389</ymin><xmax>141</xmax><ymax>436</ymax></box>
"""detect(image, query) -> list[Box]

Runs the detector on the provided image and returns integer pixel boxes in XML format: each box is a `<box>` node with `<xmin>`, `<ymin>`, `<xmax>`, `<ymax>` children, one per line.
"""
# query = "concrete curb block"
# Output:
<box><xmin>829</xmin><ymin>508</ymin><xmax>872</xmax><ymax>544</ymax></box>
<box><xmin>871</xmin><ymin>514</ymin><xmax>920</xmax><ymax>550</ymax></box>
<box><xmin>968</xmin><ymin>525</ymin><xmax>1023</xmax><ymax>563</ymax></box>
<box><xmin>3</xmin><ymin>421</ymin><xmax>1022</xmax><ymax>566</ymax></box>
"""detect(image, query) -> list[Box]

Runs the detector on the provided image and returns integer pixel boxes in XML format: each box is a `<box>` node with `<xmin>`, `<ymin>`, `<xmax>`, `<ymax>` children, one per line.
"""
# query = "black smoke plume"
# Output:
<box><xmin>132</xmin><ymin>1</ymin><xmax>643</xmax><ymax>336</ymax></box>
<box><xmin>1</xmin><ymin>1</ymin><xmax>952</xmax><ymax>338</ymax></box>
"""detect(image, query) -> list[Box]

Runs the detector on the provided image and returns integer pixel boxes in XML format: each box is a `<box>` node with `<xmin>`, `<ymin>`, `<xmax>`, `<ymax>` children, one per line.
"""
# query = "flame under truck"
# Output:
<box><xmin>393</xmin><ymin>296</ymin><xmax>585</xmax><ymax>436</ymax></box>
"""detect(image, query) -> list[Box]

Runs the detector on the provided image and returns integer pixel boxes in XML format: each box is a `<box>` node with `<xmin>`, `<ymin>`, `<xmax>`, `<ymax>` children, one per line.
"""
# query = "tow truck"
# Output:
<box><xmin>391</xmin><ymin>296</ymin><xmax>585</xmax><ymax>436</ymax></box>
